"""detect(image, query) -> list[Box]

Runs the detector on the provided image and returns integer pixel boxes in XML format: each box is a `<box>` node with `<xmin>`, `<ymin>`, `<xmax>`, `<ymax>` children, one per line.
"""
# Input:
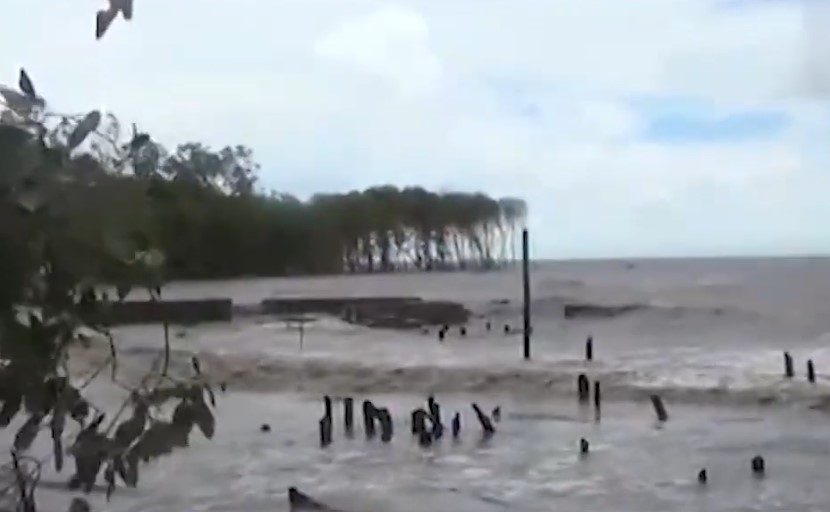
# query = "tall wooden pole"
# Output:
<box><xmin>522</xmin><ymin>228</ymin><xmax>531</xmax><ymax>360</ymax></box>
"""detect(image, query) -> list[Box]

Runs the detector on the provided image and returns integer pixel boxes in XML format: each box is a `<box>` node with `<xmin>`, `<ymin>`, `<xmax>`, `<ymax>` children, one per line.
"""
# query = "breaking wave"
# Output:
<box><xmin>112</xmin><ymin>345</ymin><xmax>830</xmax><ymax>409</ymax></box>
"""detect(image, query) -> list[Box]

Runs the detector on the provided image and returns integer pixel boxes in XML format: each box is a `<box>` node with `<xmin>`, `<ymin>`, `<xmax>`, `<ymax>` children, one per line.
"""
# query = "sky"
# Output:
<box><xmin>2</xmin><ymin>0</ymin><xmax>830</xmax><ymax>259</ymax></box>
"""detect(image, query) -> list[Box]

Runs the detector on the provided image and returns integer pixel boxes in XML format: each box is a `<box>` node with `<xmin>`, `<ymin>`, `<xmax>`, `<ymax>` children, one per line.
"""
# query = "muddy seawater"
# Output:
<box><xmin>9</xmin><ymin>258</ymin><xmax>830</xmax><ymax>511</ymax></box>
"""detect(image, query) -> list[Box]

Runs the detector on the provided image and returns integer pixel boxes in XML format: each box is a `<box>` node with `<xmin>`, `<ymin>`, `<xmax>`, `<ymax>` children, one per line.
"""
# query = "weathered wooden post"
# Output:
<box><xmin>697</xmin><ymin>469</ymin><xmax>707</xmax><ymax>484</ymax></box>
<box><xmin>593</xmin><ymin>381</ymin><xmax>602</xmax><ymax>416</ymax></box>
<box><xmin>471</xmin><ymin>403</ymin><xmax>496</xmax><ymax>435</ymax></box>
<box><xmin>585</xmin><ymin>336</ymin><xmax>593</xmax><ymax>361</ymax></box>
<box><xmin>323</xmin><ymin>395</ymin><xmax>333</xmax><ymax>419</ymax></box>
<box><xmin>807</xmin><ymin>359</ymin><xmax>816</xmax><ymax>383</ymax></box>
<box><xmin>784</xmin><ymin>352</ymin><xmax>794</xmax><ymax>378</ymax></box>
<box><xmin>577</xmin><ymin>374</ymin><xmax>590</xmax><ymax>403</ymax></box>
<box><xmin>579</xmin><ymin>438</ymin><xmax>589</xmax><ymax>455</ymax></box>
<box><xmin>751</xmin><ymin>455</ymin><xmax>765</xmax><ymax>477</ymax></box>
<box><xmin>451</xmin><ymin>412</ymin><xmax>461</xmax><ymax>439</ymax></box>
<box><xmin>343</xmin><ymin>397</ymin><xmax>354</xmax><ymax>436</ymax></box>
<box><xmin>319</xmin><ymin>416</ymin><xmax>332</xmax><ymax>447</ymax></box>
<box><xmin>362</xmin><ymin>400</ymin><xmax>376</xmax><ymax>439</ymax></box>
<box><xmin>428</xmin><ymin>396</ymin><xmax>443</xmax><ymax>439</ymax></box>
<box><xmin>377</xmin><ymin>407</ymin><xmax>393</xmax><ymax>443</ymax></box>
<box><xmin>650</xmin><ymin>394</ymin><xmax>668</xmax><ymax>422</ymax></box>
<box><xmin>522</xmin><ymin>228</ymin><xmax>531</xmax><ymax>360</ymax></box>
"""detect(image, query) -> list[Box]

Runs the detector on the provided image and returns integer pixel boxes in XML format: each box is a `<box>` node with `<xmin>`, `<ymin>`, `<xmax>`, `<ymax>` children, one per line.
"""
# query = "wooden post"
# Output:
<box><xmin>451</xmin><ymin>412</ymin><xmax>461</xmax><ymax>439</ymax></box>
<box><xmin>577</xmin><ymin>374</ymin><xmax>590</xmax><ymax>403</ymax></box>
<box><xmin>807</xmin><ymin>359</ymin><xmax>816</xmax><ymax>383</ymax></box>
<box><xmin>751</xmin><ymin>455</ymin><xmax>765</xmax><ymax>477</ymax></box>
<box><xmin>650</xmin><ymin>394</ymin><xmax>668</xmax><ymax>422</ymax></box>
<box><xmin>579</xmin><ymin>438</ymin><xmax>589</xmax><ymax>454</ymax></box>
<box><xmin>362</xmin><ymin>400</ymin><xmax>376</xmax><ymax>439</ymax></box>
<box><xmin>377</xmin><ymin>407</ymin><xmax>393</xmax><ymax>443</ymax></box>
<box><xmin>522</xmin><ymin>228</ymin><xmax>531</xmax><ymax>360</ymax></box>
<box><xmin>593</xmin><ymin>381</ymin><xmax>602</xmax><ymax>416</ymax></box>
<box><xmin>471</xmin><ymin>403</ymin><xmax>496</xmax><ymax>435</ymax></box>
<box><xmin>323</xmin><ymin>395</ymin><xmax>332</xmax><ymax>420</ymax></box>
<box><xmin>319</xmin><ymin>416</ymin><xmax>332</xmax><ymax>447</ymax></box>
<box><xmin>428</xmin><ymin>396</ymin><xmax>443</xmax><ymax>439</ymax></box>
<box><xmin>585</xmin><ymin>336</ymin><xmax>593</xmax><ymax>361</ymax></box>
<box><xmin>784</xmin><ymin>352</ymin><xmax>794</xmax><ymax>378</ymax></box>
<box><xmin>343</xmin><ymin>397</ymin><xmax>354</xmax><ymax>436</ymax></box>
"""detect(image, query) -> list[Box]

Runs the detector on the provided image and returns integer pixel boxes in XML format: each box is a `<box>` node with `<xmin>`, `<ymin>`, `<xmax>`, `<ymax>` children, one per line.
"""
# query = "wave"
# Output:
<box><xmin>109</xmin><ymin>346</ymin><xmax>830</xmax><ymax>409</ymax></box>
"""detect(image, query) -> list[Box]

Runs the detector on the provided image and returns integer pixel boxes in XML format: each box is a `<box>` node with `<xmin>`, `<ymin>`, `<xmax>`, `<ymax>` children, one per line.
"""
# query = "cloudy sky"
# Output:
<box><xmin>3</xmin><ymin>0</ymin><xmax>830</xmax><ymax>259</ymax></box>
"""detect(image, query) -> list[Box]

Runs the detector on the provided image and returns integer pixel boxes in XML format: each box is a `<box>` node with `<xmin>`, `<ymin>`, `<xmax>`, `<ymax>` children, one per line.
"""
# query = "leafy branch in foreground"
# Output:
<box><xmin>0</xmin><ymin>68</ymin><xmax>219</xmax><ymax>511</ymax></box>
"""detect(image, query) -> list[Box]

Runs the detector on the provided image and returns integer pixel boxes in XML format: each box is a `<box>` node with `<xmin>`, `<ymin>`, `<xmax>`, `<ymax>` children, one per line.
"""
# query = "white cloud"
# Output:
<box><xmin>314</xmin><ymin>5</ymin><xmax>442</xmax><ymax>96</ymax></box>
<box><xmin>1</xmin><ymin>0</ymin><xmax>827</xmax><ymax>257</ymax></box>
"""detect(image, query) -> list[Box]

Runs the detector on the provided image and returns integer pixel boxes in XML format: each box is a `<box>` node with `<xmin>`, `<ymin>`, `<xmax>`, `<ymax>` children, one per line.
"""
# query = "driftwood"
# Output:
<box><xmin>471</xmin><ymin>403</ymin><xmax>495</xmax><ymax>435</ymax></box>
<box><xmin>288</xmin><ymin>487</ymin><xmax>342</xmax><ymax>511</ymax></box>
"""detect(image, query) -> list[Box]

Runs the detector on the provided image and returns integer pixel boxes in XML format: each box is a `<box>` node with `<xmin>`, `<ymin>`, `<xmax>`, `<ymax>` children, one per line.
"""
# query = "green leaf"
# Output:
<box><xmin>114</xmin><ymin>414</ymin><xmax>145</xmax><ymax>449</ymax></box>
<box><xmin>0</xmin><ymin>392</ymin><xmax>22</xmax><ymax>426</ymax></box>
<box><xmin>118</xmin><ymin>0</ymin><xmax>134</xmax><ymax>20</ymax></box>
<box><xmin>192</xmin><ymin>399</ymin><xmax>215</xmax><ymax>439</ymax></box>
<box><xmin>96</xmin><ymin>8</ymin><xmax>118</xmax><ymax>40</ymax></box>
<box><xmin>130</xmin><ymin>133</ymin><xmax>150</xmax><ymax>150</ymax></box>
<box><xmin>67</xmin><ymin>110</ymin><xmax>101</xmax><ymax>150</ymax></box>
<box><xmin>68</xmin><ymin>497</ymin><xmax>91</xmax><ymax>512</ymax></box>
<box><xmin>14</xmin><ymin>413</ymin><xmax>42</xmax><ymax>451</ymax></box>
<box><xmin>115</xmin><ymin>283</ymin><xmax>131</xmax><ymax>302</ymax></box>
<box><xmin>18</xmin><ymin>68</ymin><xmax>36</xmax><ymax>99</ymax></box>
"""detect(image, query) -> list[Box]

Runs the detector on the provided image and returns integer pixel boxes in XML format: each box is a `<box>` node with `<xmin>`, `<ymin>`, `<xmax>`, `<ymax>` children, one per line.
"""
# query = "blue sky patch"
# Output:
<box><xmin>642</xmin><ymin>108</ymin><xmax>789</xmax><ymax>143</ymax></box>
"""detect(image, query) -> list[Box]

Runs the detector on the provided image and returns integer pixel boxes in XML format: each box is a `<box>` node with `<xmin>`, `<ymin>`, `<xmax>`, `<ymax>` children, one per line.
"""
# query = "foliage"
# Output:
<box><xmin>0</xmin><ymin>69</ymin><xmax>220</xmax><ymax>511</ymax></box>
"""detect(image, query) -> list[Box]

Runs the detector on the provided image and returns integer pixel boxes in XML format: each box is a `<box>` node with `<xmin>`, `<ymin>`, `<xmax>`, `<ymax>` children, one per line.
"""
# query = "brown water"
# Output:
<box><xmin>9</xmin><ymin>258</ymin><xmax>830</xmax><ymax>511</ymax></box>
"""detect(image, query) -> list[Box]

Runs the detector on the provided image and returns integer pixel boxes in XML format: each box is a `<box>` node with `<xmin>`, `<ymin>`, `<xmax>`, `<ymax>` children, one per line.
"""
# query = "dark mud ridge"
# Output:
<box><xmin>84</xmin><ymin>298</ymin><xmax>233</xmax><ymax>326</ymax></box>
<box><xmin>92</xmin><ymin>296</ymin><xmax>469</xmax><ymax>329</ymax></box>
<box><xmin>261</xmin><ymin>297</ymin><xmax>470</xmax><ymax>329</ymax></box>
<box><xmin>563</xmin><ymin>303</ymin><xmax>642</xmax><ymax>319</ymax></box>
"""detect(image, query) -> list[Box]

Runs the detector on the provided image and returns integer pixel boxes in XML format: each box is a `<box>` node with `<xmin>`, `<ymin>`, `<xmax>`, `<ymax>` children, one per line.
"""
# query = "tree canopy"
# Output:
<box><xmin>1</xmin><ymin>107</ymin><xmax>527</xmax><ymax>281</ymax></box>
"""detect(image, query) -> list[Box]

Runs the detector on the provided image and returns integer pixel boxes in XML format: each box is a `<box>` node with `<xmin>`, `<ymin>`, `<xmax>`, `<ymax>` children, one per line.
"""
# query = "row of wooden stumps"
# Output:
<box><xmin>782</xmin><ymin>351</ymin><xmax>818</xmax><ymax>383</ymax></box>
<box><xmin>579</xmin><ymin>339</ymin><xmax>774</xmax><ymax>487</ymax></box>
<box><xmin>432</xmin><ymin>321</ymin><xmax>528</xmax><ymax>341</ymax></box>
<box><xmin>318</xmin><ymin>395</ymin><xmax>500</xmax><ymax>448</ymax></box>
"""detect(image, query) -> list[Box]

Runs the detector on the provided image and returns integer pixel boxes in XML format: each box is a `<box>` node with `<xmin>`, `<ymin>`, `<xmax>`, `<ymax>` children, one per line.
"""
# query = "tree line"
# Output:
<box><xmin>1</xmin><ymin>101</ymin><xmax>527</xmax><ymax>283</ymax></box>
